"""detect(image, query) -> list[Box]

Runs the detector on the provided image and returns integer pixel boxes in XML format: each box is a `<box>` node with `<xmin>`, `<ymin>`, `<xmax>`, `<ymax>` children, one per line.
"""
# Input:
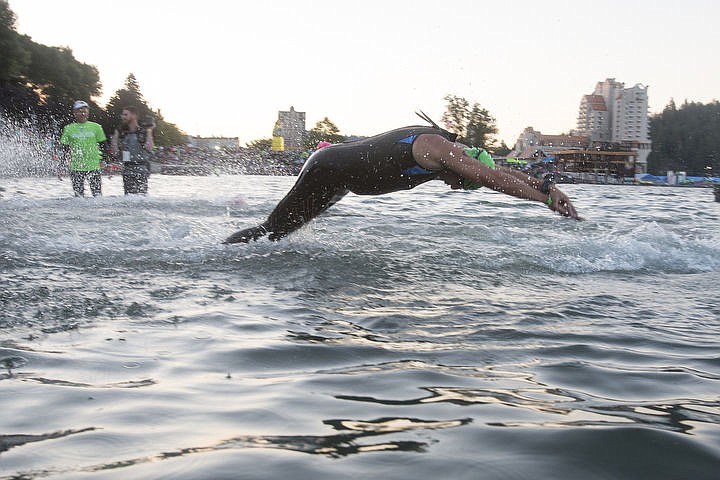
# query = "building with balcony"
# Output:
<box><xmin>575</xmin><ymin>78</ymin><xmax>651</xmax><ymax>172</ymax></box>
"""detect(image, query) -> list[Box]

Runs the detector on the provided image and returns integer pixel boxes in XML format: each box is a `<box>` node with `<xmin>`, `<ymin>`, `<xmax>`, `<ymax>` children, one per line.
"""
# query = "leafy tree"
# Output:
<box><xmin>246</xmin><ymin>138</ymin><xmax>272</xmax><ymax>150</ymax></box>
<box><xmin>441</xmin><ymin>94</ymin><xmax>499</xmax><ymax>152</ymax></box>
<box><xmin>154</xmin><ymin>115</ymin><xmax>187</xmax><ymax>146</ymax></box>
<box><xmin>303</xmin><ymin>117</ymin><xmax>345</xmax><ymax>149</ymax></box>
<box><xmin>1</xmin><ymin>1</ymin><xmax>98</xmax><ymax>130</ymax></box>
<box><xmin>315</xmin><ymin>117</ymin><xmax>340</xmax><ymax>136</ymax></box>
<box><xmin>648</xmin><ymin>99</ymin><xmax>720</xmax><ymax>176</ymax></box>
<box><xmin>1</xmin><ymin>1</ymin><xmax>188</xmax><ymax>147</ymax></box>
<box><xmin>1</xmin><ymin>0</ymin><xmax>99</xmax><ymax>118</ymax></box>
<box><xmin>0</xmin><ymin>0</ymin><xmax>29</xmax><ymax>81</ymax></box>
<box><xmin>22</xmin><ymin>40</ymin><xmax>101</xmax><ymax>107</ymax></box>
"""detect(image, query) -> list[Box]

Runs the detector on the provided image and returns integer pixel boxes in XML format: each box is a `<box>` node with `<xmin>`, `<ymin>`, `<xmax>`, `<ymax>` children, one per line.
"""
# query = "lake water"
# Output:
<box><xmin>1</xmin><ymin>174</ymin><xmax>719</xmax><ymax>479</ymax></box>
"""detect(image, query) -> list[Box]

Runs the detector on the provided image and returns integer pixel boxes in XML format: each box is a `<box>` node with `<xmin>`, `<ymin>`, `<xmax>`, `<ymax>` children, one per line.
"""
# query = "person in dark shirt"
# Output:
<box><xmin>110</xmin><ymin>106</ymin><xmax>155</xmax><ymax>195</ymax></box>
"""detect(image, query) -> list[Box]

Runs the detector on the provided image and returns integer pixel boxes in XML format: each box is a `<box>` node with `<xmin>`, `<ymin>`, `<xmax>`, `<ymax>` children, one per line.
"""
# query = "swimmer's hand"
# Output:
<box><xmin>548</xmin><ymin>188</ymin><xmax>581</xmax><ymax>220</ymax></box>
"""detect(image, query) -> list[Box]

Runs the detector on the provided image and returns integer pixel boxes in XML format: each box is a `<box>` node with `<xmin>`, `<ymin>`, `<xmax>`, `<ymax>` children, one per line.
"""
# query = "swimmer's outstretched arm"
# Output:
<box><xmin>412</xmin><ymin>134</ymin><xmax>580</xmax><ymax>219</ymax></box>
<box><xmin>495</xmin><ymin>166</ymin><xmax>579</xmax><ymax>217</ymax></box>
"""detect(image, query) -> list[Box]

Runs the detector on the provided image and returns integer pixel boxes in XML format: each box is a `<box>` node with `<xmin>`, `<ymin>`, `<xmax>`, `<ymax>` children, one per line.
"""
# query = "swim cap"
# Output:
<box><xmin>465</xmin><ymin>147</ymin><xmax>495</xmax><ymax>168</ymax></box>
<box><xmin>462</xmin><ymin>148</ymin><xmax>494</xmax><ymax>190</ymax></box>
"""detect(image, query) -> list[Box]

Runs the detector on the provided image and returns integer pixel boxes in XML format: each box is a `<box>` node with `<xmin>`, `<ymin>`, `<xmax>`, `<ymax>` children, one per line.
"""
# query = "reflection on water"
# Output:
<box><xmin>1</xmin><ymin>371</ymin><xmax>155</xmax><ymax>389</ymax></box>
<box><xmin>337</xmin><ymin>384</ymin><xmax>720</xmax><ymax>435</ymax></box>
<box><xmin>0</xmin><ymin>428</ymin><xmax>95</xmax><ymax>454</ymax></box>
<box><xmin>0</xmin><ymin>417</ymin><xmax>470</xmax><ymax>479</ymax></box>
<box><xmin>1</xmin><ymin>176</ymin><xmax>719</xmax><ymax>479</ymax></box>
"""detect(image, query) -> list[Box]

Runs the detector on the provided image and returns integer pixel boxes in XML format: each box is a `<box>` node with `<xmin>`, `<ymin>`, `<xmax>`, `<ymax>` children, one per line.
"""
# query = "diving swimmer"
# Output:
<box><xmin>224</xmin><ymin>118</ymin><xmax>580</xmax><ymax>244</ymax></box>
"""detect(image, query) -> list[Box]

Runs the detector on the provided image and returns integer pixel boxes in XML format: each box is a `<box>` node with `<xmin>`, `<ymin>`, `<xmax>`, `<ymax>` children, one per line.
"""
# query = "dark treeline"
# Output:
<box><xmin>0</xmin><ymin>1</ymin><xmax>184</xmax><ymax>145</ymax></box>
<box><xmin>648</xmin><ymin>100</ymin><xmax>720</xmax><ymax>176</ymax></box>
<box><xmin>0</xmin><ymin>0</ymin><xmax>99</xmax><ymax>130</ymax></box>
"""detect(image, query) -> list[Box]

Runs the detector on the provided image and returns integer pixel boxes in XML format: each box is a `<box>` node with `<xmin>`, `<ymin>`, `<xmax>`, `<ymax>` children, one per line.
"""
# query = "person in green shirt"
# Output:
<box><xmin>59</xmin><ymin>100</ymin><xmax>108</xmax><ymax>197</ymax></box>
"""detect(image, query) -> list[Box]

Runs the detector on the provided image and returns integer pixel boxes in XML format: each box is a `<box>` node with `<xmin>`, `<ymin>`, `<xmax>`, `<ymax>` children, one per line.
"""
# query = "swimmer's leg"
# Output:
<box><xmin>265</xmin><ymin>187</ymin><xmax>348</xmax><ymax>241</ymax></box>
<box><xmin>224</xmin><ymin>150</ymin><xmax>351</xmax><ymax>244</ymax></box>
<box><xmin>223</xmin><ymin>182</ymin><xmax>348</xmax><ymax>244</ymax></box>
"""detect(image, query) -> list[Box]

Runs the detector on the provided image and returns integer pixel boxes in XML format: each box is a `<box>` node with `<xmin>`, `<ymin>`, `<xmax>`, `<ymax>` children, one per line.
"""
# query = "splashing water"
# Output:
<box><xmin>0</xmin><ymin>113</ymin><xmax>62</xmax><ymax>177</ymax></box>
<box><xmin>1</xmin><ymin>171</ymin><xmax>719</xmax><ymax>479</ymax></box>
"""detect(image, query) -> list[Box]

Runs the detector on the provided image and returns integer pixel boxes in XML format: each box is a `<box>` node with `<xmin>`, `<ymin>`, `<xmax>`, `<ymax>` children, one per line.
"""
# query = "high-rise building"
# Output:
<box><xmin>576</xmin><ymin>78</ymin><xmax>651</xmax><ymax>171</ymax></box>
<box><xmin>576</xmin><ymin>94</ymin><xmax>609</xmax><ymax>142</ymax></box>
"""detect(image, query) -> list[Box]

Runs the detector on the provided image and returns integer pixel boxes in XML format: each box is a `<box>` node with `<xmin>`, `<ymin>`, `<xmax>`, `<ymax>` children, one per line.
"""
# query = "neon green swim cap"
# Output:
<box><xmin>462</xmin><ymin>148</ymin><xmax>495</xmax><ymax>190</ymax></box>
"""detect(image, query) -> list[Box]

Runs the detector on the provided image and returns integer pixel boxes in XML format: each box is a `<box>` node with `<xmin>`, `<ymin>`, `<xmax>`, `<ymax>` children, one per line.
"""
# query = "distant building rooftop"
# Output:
<box><xmin>584</xmin><ymin>94</ymin><xmax>607</xmax><ymax>111</ymax></box>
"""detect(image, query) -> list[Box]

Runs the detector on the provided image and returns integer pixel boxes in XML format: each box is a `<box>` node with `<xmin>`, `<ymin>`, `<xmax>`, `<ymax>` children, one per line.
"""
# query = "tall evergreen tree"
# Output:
<box><xmin>105</xmin><ymin>74</ymin><xmax>151</xmax><ymax>121</ymax></box>
<box><xmin>104</xmin><ymin>74</ymin><xmax>186</xmax><ymax>146</ymax></box>
<box><xmin>648</xmin><ymin>100</ymin><xmax>720</xmax><ymax>176</ymax></box>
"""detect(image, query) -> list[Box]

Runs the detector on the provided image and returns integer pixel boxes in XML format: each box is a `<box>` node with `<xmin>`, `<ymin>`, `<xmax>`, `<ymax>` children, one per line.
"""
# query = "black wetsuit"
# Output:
<box><xmin>225</xmin><ymin>126</ymin><xmax>457</xmax><ymax>243</ymax></box>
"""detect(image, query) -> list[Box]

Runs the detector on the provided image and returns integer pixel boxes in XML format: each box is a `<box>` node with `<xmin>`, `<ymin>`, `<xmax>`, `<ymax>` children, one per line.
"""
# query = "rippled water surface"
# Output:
<box><xmin>1</xmin><ymin>175</ymin><xmax>719</xmax><ymax>479</ymax></box>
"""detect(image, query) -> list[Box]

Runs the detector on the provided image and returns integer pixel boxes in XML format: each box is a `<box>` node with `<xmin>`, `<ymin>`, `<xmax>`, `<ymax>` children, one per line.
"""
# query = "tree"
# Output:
<box><xmin>246</xmin><ymin>138</ymin><xmax>272</xmax><ymax>150</ymax></box>
<box><xmin>104</xmin><ymin>74</ymin><xmax>186</xmax><ymax>146</ymax></box>
<box><xmin>494</xmin><ymin>140</ymin><xmax>511</xmax><ymax>157</ymax></box>
<box><xmin>105</xmin><ymin>74</ymin><xmax>151</xmax><ymax>121</ymax></box>
<box><xmin>1</xmin><ymin>1</ymin><xmax>101</xmax><ymax>132</ymax></box>
<box><xmin>154</xmin><ymin>115</ymin><xmax>187</xmax><ymax>147</ymax></box>
<box><xmin>441</xmin><ymin>94</ymin><xmax>499</xmax><ymax>152</ymax></box>
<box><xmin>1</xmin><ymin>2</ymin><xmax>189</xmax><ymax>146</ymax></box>
<box><xmin>648</xmin><ymin>99</ymin><xmax>720</xmax><ymax>175</ymax></box>
<box><xmin>303</xmin><ymin>117</ymin><xmax>345</xmax><ymax>149</ymax></box>
<box><xmin>0</xmin><ymin>0</ymin><xmax>29</xmax><ymax>81</ymax></box>
<box><xmin>22</xmin><ymin>40</ymin><xmax>101</xmax><ymax>107</ymax></box>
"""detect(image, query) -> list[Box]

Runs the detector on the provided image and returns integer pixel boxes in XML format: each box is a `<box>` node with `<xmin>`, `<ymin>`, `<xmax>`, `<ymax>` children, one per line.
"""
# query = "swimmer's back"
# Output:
<box><xmin>304</xmin><ymin>126</ymin><xmax>457</xmax><ymax>195</ymax></box>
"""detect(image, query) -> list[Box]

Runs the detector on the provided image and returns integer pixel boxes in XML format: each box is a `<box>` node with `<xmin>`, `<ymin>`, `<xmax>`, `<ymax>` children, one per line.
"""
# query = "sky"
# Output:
<box><xmin>8</xmin><ymin>0</ymin><xmax>720</xmax><ymax>146</ymax></box>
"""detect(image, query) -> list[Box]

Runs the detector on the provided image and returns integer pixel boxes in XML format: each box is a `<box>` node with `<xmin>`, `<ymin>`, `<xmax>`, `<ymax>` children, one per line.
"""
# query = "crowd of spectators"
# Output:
<box><xmin>2</xmin><ymin>109</ymin><xmax>312</xmax><ymax>178</ymax></box>
<box><xmin>151</xmin><ymin>145</ymin><xmax>307</xmax><ymax>176</ymax></box>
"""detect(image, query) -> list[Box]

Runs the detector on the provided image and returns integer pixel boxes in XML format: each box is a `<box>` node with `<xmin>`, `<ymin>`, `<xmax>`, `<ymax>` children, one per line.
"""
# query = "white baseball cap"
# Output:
<box><xmin>72</xmin><ymin>100</ymin><xmax>89</xmax><ymax>110</ymax></box>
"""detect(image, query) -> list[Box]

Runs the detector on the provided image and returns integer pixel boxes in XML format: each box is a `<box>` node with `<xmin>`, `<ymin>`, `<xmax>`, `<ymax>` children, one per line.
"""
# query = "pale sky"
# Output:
<box><xmin>8</xmin><ymin>0</ymin><xmax>719</xmax><ymax>145</ymax></box>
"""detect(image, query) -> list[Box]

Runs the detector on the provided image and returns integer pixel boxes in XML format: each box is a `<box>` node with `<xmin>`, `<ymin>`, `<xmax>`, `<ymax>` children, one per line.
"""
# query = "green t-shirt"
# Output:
<box><xmin>60</xmin><ymin>121</ymin><xmax>107</xmax><ymax>171</ymax></box>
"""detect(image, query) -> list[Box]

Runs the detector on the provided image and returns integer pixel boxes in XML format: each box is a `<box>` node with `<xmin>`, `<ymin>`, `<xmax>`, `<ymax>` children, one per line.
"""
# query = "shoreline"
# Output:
<box><xmin>2</xmin><ymin>172</ymin><xmax>719</xmax><ymax>191</ymax></box>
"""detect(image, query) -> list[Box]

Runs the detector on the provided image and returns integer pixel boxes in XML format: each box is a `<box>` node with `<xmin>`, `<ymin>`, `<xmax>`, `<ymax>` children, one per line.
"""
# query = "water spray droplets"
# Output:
<box><xmin>0</xmin><ymin>113</ymin><xmax>61</xmax><ymax>177</ymax></box>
